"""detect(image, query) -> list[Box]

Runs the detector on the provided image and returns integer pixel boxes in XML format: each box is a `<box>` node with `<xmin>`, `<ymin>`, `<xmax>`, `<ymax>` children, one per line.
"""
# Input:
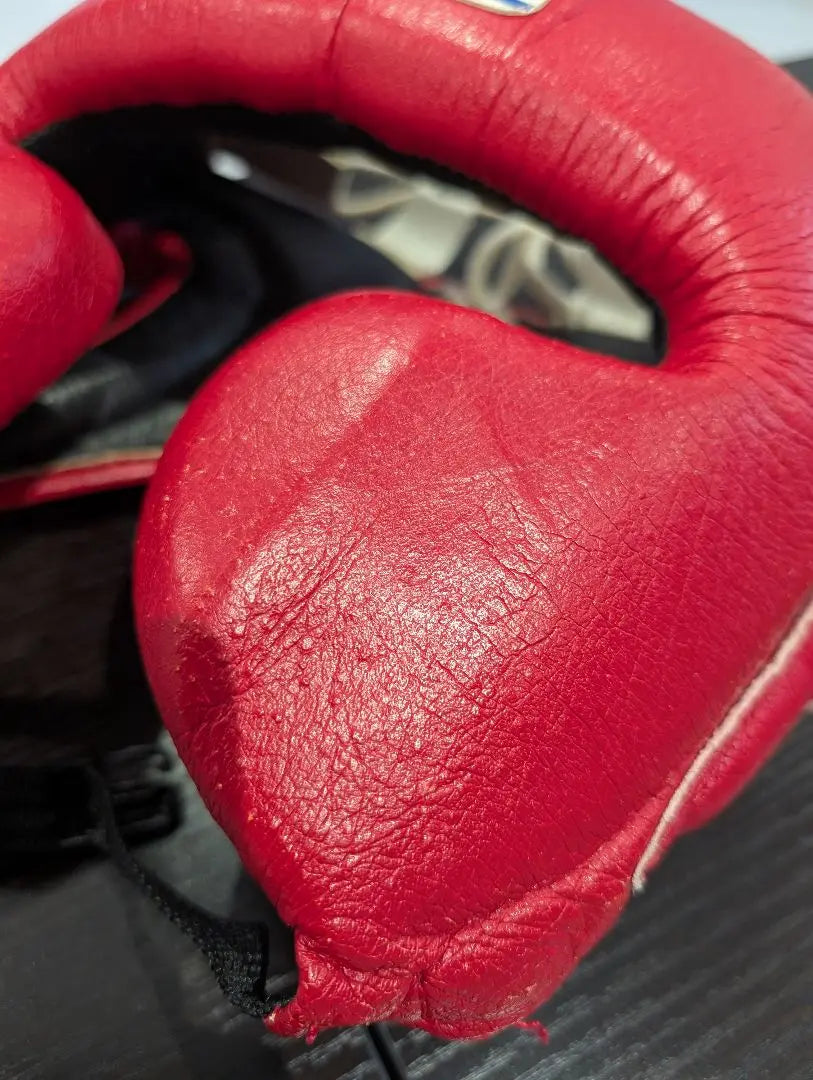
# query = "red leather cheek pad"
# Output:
<box><xmin>135</xmin><ymin>292</ymin><xmax>813</xmax><ymax>1037</ymax></box>
<box><xmin>0</xmin><ymin>149</ymin><xmax>122</xmax><ymax>427</ymax></box>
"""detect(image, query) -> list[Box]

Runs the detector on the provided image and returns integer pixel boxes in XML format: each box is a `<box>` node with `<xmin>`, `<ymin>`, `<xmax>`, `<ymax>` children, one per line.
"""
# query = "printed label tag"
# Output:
<box><xmin>457</xmin><ymin>0</ymin><xmax>552</xmax><ymax>15</ymax></box>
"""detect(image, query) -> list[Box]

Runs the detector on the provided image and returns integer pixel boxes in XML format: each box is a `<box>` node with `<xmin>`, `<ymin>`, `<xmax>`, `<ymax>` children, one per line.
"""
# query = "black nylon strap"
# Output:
<box><xmin>0</xmin><ymin>750</ymin><xmax>178</xmax><ymax>855</ymax></box>
<box><xmin>0</xmin><ymin>755</ymin><xmax>292</xmax><ymax>1019</ymax></box>
<box><xmin>87</xmin><ymin>766</ymin><xmax>292</xmax><ymax>1018</ymax></box>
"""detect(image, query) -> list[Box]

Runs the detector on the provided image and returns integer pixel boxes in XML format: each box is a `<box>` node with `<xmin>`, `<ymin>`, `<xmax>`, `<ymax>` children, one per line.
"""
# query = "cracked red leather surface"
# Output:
<box><xmin>0</xmin><ymin>0</ymin><xmax>811</xmax><ymax>1042</ymax></box>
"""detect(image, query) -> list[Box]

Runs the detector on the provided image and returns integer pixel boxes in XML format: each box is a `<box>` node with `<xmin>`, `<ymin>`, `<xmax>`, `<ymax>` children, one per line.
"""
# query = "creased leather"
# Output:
<box><xmin>0</xmin><ymin>0</ymin><xmax>811</xmax><ymax>1041</ymax></box>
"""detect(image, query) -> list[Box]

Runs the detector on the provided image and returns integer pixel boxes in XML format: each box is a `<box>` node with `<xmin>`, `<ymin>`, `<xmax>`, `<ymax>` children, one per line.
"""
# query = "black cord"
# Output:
<box><xmin>88</xmin><ymin>765</ymin><xmax>292</xmax><ymax>1018</ymax></box>
<box><xmin>366</xmin><ymin>1024</ymin><xmax>410</xmax><ymax>1080</ymax></box>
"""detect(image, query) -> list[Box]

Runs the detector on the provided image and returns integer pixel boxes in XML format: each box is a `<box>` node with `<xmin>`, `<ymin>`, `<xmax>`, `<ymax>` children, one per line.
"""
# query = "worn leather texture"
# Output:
<box><xmin>0</xmin><ymin>0</ymin><xmax>811</xmax><ymax>1042</ymax></box>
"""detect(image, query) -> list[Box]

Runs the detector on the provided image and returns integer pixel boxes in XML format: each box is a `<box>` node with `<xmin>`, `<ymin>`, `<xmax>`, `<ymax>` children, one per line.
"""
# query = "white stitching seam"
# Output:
<box><xmin>632</xmin><ymin>592</ymin><xmax>813</xmax><ymax>893</ymax></box>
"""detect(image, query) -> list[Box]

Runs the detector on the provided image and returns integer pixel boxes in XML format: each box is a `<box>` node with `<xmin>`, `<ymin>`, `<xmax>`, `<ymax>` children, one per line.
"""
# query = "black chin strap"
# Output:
<box><xmin>0</xmin><ymin>755</ymin><xmax>294</xmax><ymax>1019</ymax></box>
<box><xmin>88</xmin><ymin>766</ymin><xmax>293</xmax><ymax>1018</ymax></box>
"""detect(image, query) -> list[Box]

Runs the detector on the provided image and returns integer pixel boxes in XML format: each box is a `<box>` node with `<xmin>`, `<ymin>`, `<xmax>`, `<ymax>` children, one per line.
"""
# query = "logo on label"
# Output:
<box><xmin>458</xmin><ymin>0</ymin><xmax>552</xmax><ymax>14</ymax></box>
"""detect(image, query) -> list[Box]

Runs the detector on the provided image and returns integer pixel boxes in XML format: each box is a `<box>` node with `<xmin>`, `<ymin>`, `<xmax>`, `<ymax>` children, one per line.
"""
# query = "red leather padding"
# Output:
<box><xmin>94</xmin><ymin>224</ymin><xmax>192</xmax><ymax>346</ymax></box>
<box><xmin>1</xmin><ymin>0</ymin><xmax>811</xmax><ymax>1040</ymax></box>
<box><xmin>0</xmin><ymin>147</ymin><xmax>121</xmax><ymax>427</ymax></box>
<box><xmin>0</xmin><ymin>452</ymin><xmax>161</xmax><ymax>512</ymax></box>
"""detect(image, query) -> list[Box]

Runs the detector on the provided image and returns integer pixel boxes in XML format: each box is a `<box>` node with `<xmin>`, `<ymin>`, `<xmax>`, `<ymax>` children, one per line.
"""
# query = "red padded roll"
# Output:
<box><xmin>0</xmin><ymin>0</ymin><xmax>811</xmax><ymax>1041</ymax></box>
<box><xmin>0</xmin><ymin>146</ymin><xmax>121</xmax><ymax>427</ymax></box>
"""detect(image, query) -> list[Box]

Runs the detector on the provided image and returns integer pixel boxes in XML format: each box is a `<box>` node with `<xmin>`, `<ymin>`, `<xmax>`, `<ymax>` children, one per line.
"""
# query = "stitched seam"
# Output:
<box><xmin>632</xmin><ymin>588</ymin><xmax>813</xmax><ymax>891</ymax></box>
<box><xmin>325</xmin><ymin>0</ymin><xmax>354</xmax><ymax>108</ymax></box>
